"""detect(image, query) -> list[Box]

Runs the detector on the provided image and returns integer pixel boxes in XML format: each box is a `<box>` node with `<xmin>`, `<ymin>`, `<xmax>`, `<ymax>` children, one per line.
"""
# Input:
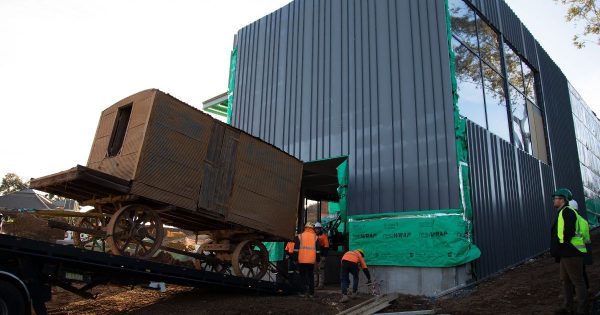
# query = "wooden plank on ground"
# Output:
<box><xmin>337</xmin><ymin>293</ymin><xmax>399</xmax><ymax>315</ymax></box>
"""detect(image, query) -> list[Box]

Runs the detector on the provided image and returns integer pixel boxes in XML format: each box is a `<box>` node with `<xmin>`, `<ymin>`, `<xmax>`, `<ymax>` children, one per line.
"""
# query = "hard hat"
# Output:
<box><xmin>314</xmin><ymin>222</ymin><xmax>322</xmax><ymax>228</ymax></box>
<box><xmin>552</xmin><ymin>188</ymin><xmax>573</xmax><ymax>201</ymax></box>
<box><xmin>356</xmin><ymin>249</ymin><xmax>365</xmax><ymax>257</ymax></box>
<box><xmin>305</xmin><ymin>222</ymin><xmax>314</xmax><ymax>228</ymax></box>
<box><xmin>569</xmin><ymin>199</ymin><xmax>579</xmax><ymax>210</ymax></box>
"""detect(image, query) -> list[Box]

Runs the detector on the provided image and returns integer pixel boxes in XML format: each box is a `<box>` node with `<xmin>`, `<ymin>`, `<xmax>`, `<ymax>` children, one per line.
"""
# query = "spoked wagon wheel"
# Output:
<box><xmin>193</xmin><ymin>251</ymin><xmax>228</xmax><ymax>274</ymax></box>
<box><xmin>231</xmin><ymin>240</ymin><xmax>268</xmax><ymax>279</ymax></box>
<box><xmin>106</xmin><ymin>204</ymin><xmax>164</xmax><ymax>258</ymax></box>
<box><xmin>73</xmin><ymin>209</ymin><xmax>108</xmax><ymax>252</ymax></box>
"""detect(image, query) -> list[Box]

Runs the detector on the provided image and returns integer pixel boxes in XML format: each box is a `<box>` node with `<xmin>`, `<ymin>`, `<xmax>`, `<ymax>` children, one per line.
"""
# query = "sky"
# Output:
<box><xmin>0</xmin><ymin>0</ymin><xmax>598</xmax><ymax>182</ymax></box>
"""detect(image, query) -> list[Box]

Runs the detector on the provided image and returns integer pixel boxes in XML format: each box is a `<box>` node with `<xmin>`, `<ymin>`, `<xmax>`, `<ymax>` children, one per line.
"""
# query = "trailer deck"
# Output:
<box><xmin>0</xmin><ymin>234</ymin><xmax>289</xmax><ymax>315</ymax></box>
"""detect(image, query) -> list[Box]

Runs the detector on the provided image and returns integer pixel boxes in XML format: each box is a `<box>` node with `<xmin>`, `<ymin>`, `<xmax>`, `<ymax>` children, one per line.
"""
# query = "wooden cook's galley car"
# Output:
<box><xmin>30</xmin><ymin>89</ymin><xmax>303</xmax><ymax>279</ymax></box>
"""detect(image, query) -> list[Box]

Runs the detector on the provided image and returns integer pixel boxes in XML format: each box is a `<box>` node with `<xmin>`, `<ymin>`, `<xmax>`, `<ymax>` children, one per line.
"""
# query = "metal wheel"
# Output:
<box><xmin>193</xmin><ymin>251</ymin><xmax>229</xmax><ymax>274</ymax></box>
<box><xmin>106</xmin><ymin>204</ymin><xmax>164</xmax><ymax>258</ymax></box>
<box><xmin>231</xmin><ymin>240</ymin><xmax>268</xmax><ymax>279</ymax></box>
<box><xmin>73</xmin><ymin>209</ymin><xmax>108</xmax><ymax>252</ymax></box>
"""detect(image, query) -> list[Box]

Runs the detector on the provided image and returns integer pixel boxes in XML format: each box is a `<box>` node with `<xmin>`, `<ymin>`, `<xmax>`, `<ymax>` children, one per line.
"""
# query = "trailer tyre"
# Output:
<box><xmin>0</xmin><ymin>279</ymin><xmax>27</xmax><ymax>315</ymax></box>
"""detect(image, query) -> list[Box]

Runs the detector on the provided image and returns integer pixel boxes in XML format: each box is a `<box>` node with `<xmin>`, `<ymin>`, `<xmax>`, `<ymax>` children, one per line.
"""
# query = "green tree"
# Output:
<box><xmin>554</xmin><ymin>0</ymin><xmax>600</xmax><ymax>48</ymax></box>
<box><xmin>0</xmin><ymin>173</ymin><xmax>29</xmax><ymax>195</ymax></box>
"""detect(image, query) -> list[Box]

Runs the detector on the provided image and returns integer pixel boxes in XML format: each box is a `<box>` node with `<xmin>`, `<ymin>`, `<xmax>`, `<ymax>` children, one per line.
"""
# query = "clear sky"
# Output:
<box><xmin>0</xmin><ymin>0</ymin><xmax>598</xmax><ymax>182</ymax></box>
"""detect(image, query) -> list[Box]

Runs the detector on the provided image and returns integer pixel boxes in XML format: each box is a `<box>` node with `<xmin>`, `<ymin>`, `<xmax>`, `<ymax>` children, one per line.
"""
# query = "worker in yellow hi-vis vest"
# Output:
<box><xmin>550</xmin><ymin>188</ymin><xmax>589</xmax><ymax>315</ymax></box>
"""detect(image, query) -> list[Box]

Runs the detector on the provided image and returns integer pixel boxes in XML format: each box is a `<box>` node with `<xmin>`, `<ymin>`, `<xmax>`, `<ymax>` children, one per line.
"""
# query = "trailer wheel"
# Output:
<box><xmin>106</xmin><ymin>204</ymin><xmax>164</xmax><ymax>258</ymax></box>
<box><xmin>231</xmin><ymin>240</ymin><xmax>268</xmax><ymax>279</ymax></box>
<box><xmin>74</xmin><ymin>208</ymin><xmax>108</xmax><ymax>252</ymax></box>
<box><xmin>0</xmin><ymin>279</ymin><xmax>27</xmax><ymax>315</ymax></box>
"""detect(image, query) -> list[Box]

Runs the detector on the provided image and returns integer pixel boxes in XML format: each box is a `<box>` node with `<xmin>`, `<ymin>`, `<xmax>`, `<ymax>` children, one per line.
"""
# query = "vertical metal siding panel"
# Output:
<box><xmin>422</xmin><ymin>0</ymin><xmax>438</xmax><ymax>210</ymax></box>
<box><xmin>266</xmin><ymin>13</ymin><xmax>276</xmax><ymax>143</ymax></box>
<box><xmin>413</xmin><ymin>0</ymin><xmax>429</xmax><ymax>210</ymax></box>
<box><xmin>431</xmin><ymin>1</ymin><xmax>449</xmax><ymax>209</ymax></box>
<box><xmin>274</xmin><ymin>8</ymin><xmax>287</xmax><ymax>149</ymax></box>
<box><xmin>437</xmin><ymin>1</ymin><xmax>460</xmax><ymax>208</ymax></box>
<box><xmin>367</xmin><ymin>0</ymin><xmax>379</xmax><ymax>211</ymax></box>
<box><xmin>286</xmin><ymin>2</ymin><xmax>295</xmax><ymax>155</ymax></box>
<box><xmin>388</xmin><ymin>0</ymin><xmax>401</xmax><ymax>212</ymax></box>
<box><xmin>360</xmin><ymin>0</ymin><xmax>372</xmax><ymax>212</ymax></box>
<box><xmin>261</xmin><ymin>16</ymin><xmax>270</xmax><ymax>141</ymax></box>
<box><xmin>324</xmin><ymin>0</ymin><xmax>332</xmax><ymax>159</ymax></box>
<box><xmin>400</xmin><ymin>0</ymin><xmax>419</xmax><ymax>211</ymax></box>
<box><xmin>341</xmin><ymin>1</ymin><xmax>350</xmax><ymax>157</ymax></box>
<box><xmin>298</xmin><ymin>0</ymin><xmax>311</xmax><ymax>161</ymax></box>
<box><xmin>330</xmin><ymin>0</ymin><xmax>343</xmax><ymax>159</ymax></box>
<box><xmin>291</xmin><ymin>1</ymin><xmax>300</xmax><ymax>157</ymax></box>
<box><xmin>376</xmin><ymin>0</ymin><xmax>394</xmax><ymax>212</ymax></box>
<box><xmin>522</xmin><ymin>27</ymin><xmax>539</xmax><ymax>70</ymax></box>
<box><xmin>312</xmin><ymin>2</ymin><xmax>323</xmax><ymax>160</ymax></box>
<box><xmin>347</xmin><ymin>0</ymin><xmax>357</xmax><ymax>214</ymax></box>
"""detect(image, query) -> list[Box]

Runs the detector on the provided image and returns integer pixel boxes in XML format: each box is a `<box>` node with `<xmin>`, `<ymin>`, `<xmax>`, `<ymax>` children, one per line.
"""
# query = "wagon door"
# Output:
<box><xmin>197</xmin><ymin>123</ymin><xmax>240</xmax><ymax>217</ymax></box>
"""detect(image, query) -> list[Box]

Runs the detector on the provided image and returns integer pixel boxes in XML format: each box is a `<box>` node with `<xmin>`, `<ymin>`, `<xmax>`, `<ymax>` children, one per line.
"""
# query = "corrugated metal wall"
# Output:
<box><xmin>231</xmin><ymin>0</ymin><xmax>460</xmax><ymax>215</ymax></box>
<box><xmin>468</xmin><ymin>121</ymin><xmax>555</xmax><ymax>278</ymax></box>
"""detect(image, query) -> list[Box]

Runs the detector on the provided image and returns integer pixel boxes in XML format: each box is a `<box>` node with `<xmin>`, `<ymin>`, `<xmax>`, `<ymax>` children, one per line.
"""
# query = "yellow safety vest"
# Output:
<box><xmin>557</xmin><ymin>206</ymin><xmax>589</xmax><ymax>253</ymax></box>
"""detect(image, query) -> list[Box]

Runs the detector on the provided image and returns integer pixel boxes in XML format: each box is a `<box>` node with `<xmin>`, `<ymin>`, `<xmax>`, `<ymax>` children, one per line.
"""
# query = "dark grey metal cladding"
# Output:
<box><xmin>536</xmin><ymin>47</ymin><xmax>586</xmax><ymax>213</ymax></box>
<box><xmin>463</xmin><ymin>0</ymin><xmax>585</xmax><ymax>215</ymax></box>
<box><xmin>231</xmin><ymin>0</ymin><xmax>460</xmax><ymax>215</ymax></box>
<box><xmin>468</xmin><ymin>121</ymin><xmax>554</xmax><ymax>279</ymax></box>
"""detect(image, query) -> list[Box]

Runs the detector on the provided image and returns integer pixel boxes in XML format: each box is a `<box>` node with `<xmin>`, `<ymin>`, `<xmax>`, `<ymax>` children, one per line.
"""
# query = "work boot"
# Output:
<box><xmin>340</xmin><ymin>295</ymin><xmax>350</xmax><ymax>303</ymax></box>
<box><xmin>351</xmin><ymin>291</ymin><xmax>358</xmax><ymax>299</ymax></box>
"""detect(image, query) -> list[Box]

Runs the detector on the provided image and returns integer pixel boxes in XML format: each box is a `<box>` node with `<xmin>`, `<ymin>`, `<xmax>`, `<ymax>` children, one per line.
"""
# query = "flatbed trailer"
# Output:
<box><xmin>0</xmin><ymin>234</ymin><xmax>290</xmax><ymax>315</ymax></box>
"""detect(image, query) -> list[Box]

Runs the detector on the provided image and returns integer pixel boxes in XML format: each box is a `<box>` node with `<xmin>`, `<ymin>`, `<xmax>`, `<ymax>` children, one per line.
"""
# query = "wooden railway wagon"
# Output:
<box><xmin>31</xmin><ymin>89</ymin><xmax>303</xmax><ymax>279</ymax></box>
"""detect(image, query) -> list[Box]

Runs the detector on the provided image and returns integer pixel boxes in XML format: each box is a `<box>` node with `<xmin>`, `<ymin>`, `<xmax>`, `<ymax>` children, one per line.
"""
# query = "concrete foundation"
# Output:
<box><xmin>357</xmin><ymin>264</ymin><xmax>473</xmax><ymax>297</ymax></box>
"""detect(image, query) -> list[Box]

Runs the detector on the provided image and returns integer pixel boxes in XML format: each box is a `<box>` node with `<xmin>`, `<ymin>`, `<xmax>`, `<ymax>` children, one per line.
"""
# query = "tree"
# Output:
<box><xmin>0</xmin><ymin>173</ymin><xmax>29</xmax><ymax>196</ymax></box>
<box><xmin>554</xmin><ymin>0</ymin><xmax>600</xmax><ymax>48</ymax></box>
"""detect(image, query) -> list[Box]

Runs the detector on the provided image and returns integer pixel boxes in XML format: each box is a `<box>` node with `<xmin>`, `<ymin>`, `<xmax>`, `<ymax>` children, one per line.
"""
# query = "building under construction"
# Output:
<box><xmin>202</xmin><ymin>0</ymin><xmax>600</xmax><ymax>295</ymax></box>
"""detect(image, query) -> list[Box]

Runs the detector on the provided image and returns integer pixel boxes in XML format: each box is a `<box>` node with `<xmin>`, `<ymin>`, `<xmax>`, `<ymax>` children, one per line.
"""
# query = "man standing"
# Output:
<box><xmin>550</xmin><ymin>188</ymin><xmax>588</xmax><ymax>315</ymax></box>
<box><xmin>314</xmin><ymin>222</ymin><xmax>329</xmax><ymax>289</ymax></box>
<box><xmin>340</xmin><ymin>248</ymin><xmax>371</xmax><ymax>303</ymax></box>
<box><xmin>294</xmin><ymin>222</ymin><xmax>320</xmax><ymax>297</ymax></box>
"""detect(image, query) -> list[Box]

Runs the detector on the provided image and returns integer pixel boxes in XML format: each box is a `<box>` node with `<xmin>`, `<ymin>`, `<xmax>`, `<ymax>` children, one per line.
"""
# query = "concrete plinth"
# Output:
<box><xmin>357</xmin><ymin>263</ymin><xmax>473</xmax><ymax>296</ymax></box>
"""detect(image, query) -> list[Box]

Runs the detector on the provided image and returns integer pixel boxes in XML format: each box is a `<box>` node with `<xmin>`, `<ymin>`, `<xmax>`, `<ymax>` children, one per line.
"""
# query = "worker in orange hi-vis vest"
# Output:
<box><xmin>293</xmin><ymin>222</ymin><xmax>321</xmax><ymax>297</ymax></box>
<box><xmin>339</xmin><ymin>249</ymin><xmax>371</xmax><ymax>303</ymax></box>
<box><xmin>313</xmin><ymin>222</ymin><xmax>329</xmax><ymax>289</ymax></box>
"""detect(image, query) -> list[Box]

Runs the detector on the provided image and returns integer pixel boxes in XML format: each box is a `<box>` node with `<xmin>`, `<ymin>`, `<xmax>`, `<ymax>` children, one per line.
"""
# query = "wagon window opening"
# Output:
<box><xmin>107</xmin><ymin>104</ymin><xmax>132</xmax><ymax>157</ymax></box>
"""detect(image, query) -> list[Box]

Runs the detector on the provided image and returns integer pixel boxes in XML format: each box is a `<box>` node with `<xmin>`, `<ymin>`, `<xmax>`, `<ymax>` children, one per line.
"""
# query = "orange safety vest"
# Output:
<box><xmin>285</xmin><ymin>241</ymin><xmax>295</xmax><ymax>254</ymax></box>
<box><xmin>342</xmin><ymin>250</ymin><xmax>367</xmax><ymax>269</ymax></box>
<box><xmin>317</xmin><ymin>233</ymin><xmax>330</xmax><ymax>249</ymax></box>
<box><xmin>297</xmin><ymin>229</ymin><xmax>319</xmax><ymax>264</ymax></box>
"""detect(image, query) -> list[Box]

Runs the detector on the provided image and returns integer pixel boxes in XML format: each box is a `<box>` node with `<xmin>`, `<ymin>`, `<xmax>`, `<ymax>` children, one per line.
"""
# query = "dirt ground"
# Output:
<box><xmin>7</xmin><ymin>212</ymin><xmax>597</xmax><ymax>315</ymax></box>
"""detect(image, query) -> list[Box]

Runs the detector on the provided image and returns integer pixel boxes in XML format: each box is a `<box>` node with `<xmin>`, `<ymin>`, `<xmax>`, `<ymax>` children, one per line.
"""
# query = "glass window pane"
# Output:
<box><xmin>454</xmin><ymin>38</ymin><xmax>486</xmax><ymax>128</ymax></box>
<box><xmin>449</xmin><ymin>0</ymin><xmax>479</xmax><ymax>54</ymax></box>
<box><xmin>522</xmin><ymin>61</ymin><xmax>536</xmax><ymax>104</ymax></box>
<box><xmin>509</xmin><ymin>86</ymin><xmax>531</xmax><ymax>153</ymax></box>
<box><xmin>504</xmin><ymin>43</ymin><xmax>525</xmax><ymax>93</ymax></box>
<box><xmin>528</xmin><ymin>102</ymin><xmax>548</xmax><ymax>163</ymax></box>
<box><xmin>477</xmin><ymin>19</ymin><xmax>502</xmax><ymax>73</ymax></box>
<box><xmin>482</xmin><ymin>65</ymin><xmax>510</xmax><ymax>141</ymax></box>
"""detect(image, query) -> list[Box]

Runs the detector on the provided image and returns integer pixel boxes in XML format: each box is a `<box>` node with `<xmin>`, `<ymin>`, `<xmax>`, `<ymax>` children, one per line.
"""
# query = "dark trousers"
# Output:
<box><xmin>560</xmin><ymin>256</ymin><xmax>587</xmax><ymax>314</ymax></box>
<box><xmin>340</xmin><ymin>260</ymin><xmax>359</xmax><ymax>295</ymax></box>
<box><xmin>298</xmin><ymin>263</ymin><xmax>315</xmax><ymax>295</ymax></box>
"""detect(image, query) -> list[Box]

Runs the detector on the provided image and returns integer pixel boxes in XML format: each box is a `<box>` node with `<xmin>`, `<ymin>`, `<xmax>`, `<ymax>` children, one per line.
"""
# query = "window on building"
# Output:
<box><xmin>504</xmin><ymin>43</ymin><xmax>548</xmax><ymax>162</ymax></box>
<box><xmin>450</xmin><ymin>0</ymin><xmax>548</xmax><ymax>162</ymax></box>
<box><xmin>107</xmin><ymin>104</ymin><xmax>132</xmax><ymax>157</ymax></box>
<box><xmin>450</xmin><ymin>0</ymin><xmax>510</xmax><ymax>142</ymax></box>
